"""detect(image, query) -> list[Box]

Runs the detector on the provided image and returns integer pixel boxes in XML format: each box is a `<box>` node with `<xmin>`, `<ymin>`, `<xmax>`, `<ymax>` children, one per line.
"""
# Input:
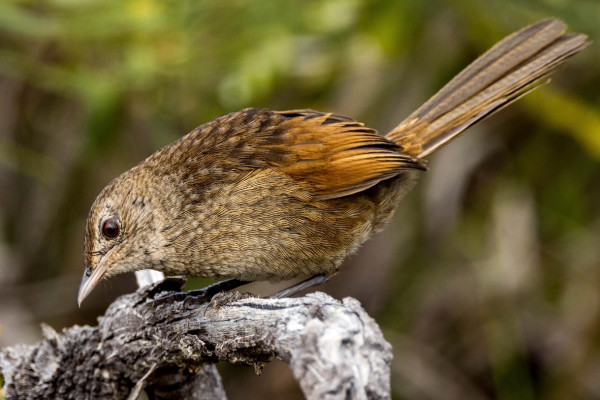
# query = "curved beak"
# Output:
<box><xmin>77</xmin><ymin>261</ymin><xmax>109</xmax><ymax>307</ymax></box>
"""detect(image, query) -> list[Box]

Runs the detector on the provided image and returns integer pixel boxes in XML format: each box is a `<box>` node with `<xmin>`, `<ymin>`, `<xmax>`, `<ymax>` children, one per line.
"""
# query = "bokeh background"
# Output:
<box><xmin>1</xmin><ymin>0</ymin><xmax>599</xmax><ymax>398</ymax></box>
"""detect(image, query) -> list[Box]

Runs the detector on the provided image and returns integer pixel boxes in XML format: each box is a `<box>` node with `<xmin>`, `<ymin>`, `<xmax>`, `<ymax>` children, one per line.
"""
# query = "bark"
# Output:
<box><xmin>0</xmin><ymin>277</ymin><xmax>392</xmax><ymax>399</ymax></box>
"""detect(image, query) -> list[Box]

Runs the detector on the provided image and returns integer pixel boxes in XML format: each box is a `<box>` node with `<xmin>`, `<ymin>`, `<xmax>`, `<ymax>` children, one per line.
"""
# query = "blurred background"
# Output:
<box><xmin>1</xmin><ymin>0</ymin><xmax>599</xmax><ymax>398</ymax></box>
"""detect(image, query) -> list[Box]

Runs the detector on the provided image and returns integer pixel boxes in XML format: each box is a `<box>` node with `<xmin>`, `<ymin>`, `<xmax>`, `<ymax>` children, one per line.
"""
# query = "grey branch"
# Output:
<box><xmin>0</xmin><ymin>278</ymin><xmax>392</xmax><ymax>399</ymax></box>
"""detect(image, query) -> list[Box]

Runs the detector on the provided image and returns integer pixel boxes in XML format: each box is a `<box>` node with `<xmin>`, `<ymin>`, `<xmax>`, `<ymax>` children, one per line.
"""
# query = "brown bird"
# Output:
<box><xmin>78</xmin><ymin>19</ymin><xmax>588</xmax><ymax>305</ymax></box>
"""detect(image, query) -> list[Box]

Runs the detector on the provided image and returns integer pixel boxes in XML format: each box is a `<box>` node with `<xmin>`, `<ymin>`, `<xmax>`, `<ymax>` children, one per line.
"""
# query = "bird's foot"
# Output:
<box><xmin>149</xmin><ymin>278</ymin><xmax>250</xmax><ymax>309</ymax></box>
<box><xmin>271</xmin><ymin>275</ymin><xmax>330</xmax><ymax>298</ymax></box>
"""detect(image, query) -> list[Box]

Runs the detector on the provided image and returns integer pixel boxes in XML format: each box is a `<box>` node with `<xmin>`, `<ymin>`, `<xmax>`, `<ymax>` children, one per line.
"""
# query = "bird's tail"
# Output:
<box><xmin>385</xmin><ymin>18</ymin><xmax>588</xmax><ymax>158</ymax></box>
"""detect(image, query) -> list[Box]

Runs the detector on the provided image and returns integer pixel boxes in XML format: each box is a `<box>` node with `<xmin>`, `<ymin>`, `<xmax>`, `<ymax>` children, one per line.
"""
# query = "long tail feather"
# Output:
<box><xmin>386</xmin><ymin>18</ymin><xmax>589</xmax><ymax>158</ymax></box>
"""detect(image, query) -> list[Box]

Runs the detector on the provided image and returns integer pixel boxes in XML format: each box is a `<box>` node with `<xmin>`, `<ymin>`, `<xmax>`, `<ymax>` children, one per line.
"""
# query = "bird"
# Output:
<box><xmin>78</xmin><ymin>18</ymin><xmax>588</xmax><ymax>306</ymax></box>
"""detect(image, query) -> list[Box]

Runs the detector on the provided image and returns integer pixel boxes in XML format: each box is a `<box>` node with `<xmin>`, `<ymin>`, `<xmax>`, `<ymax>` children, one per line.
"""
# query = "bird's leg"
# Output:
<box><xmin>186</xmin><ymin>278</ymin><xmax>251</xmax><ymax>299</ymax></box>
<box><xmin>271</xmin><ymin>275</ymin><xmax>330</xmax><ymax>299</ymax></box>
<box><xmin>182</xmin><ymin>278</ymin><xmax>252</xmax><ymax>308</ymax></box>
<box><xmin>150</xmin><ymin>278</ymin><xmax>250</xmax><ymax>307</ymax></box>
<box><xmin>150</xmin><ymin>274</ymin><xmax>329</xmax><ymax>309</ymax></box>
<box><xmin>197</xmin><ymin>274</ymin><xmax>331</xmax><ymax>311</ymax></box>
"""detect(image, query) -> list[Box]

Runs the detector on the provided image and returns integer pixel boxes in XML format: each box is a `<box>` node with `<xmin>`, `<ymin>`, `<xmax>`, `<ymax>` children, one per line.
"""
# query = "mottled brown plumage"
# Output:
<box><xmin>78</xmin><ymin>19</ymin><xmax>588</xmax><ymax>305</ymax></box>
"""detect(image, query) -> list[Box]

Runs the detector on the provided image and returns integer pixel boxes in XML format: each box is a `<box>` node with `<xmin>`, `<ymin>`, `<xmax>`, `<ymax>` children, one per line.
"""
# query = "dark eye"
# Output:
<box><xmin>102</xmin><ymin>218</ymin><xmax>120</xmax><ymax>239</ymax></box>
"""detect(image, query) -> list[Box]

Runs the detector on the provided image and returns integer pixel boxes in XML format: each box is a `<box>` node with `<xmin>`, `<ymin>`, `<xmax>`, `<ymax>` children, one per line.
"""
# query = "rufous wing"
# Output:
<box><xmin>271</xmin><ymin>110</ymin><xmax>425</xmax><ymax>200</ymax></box>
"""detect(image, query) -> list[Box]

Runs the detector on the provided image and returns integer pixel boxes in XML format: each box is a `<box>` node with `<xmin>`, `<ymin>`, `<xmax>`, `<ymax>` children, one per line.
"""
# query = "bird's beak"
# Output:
<box><xmin>77</xmin><ymin>261</ymin><xmax>109</xmax><ymax>307</ymax></box>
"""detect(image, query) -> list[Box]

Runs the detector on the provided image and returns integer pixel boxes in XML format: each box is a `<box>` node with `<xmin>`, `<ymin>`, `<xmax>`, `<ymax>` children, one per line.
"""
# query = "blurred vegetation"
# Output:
<box><xmin>1</xmin><ymin>0</ymin><xmax>599</xmax><ymax>399</ymax></box>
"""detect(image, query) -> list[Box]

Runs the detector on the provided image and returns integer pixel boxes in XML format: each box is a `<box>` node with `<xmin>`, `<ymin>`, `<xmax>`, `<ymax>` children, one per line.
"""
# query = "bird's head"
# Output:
<box><xmin>78</xmin><ymin>171</ymin><xmax>168</xmax><ymax>306</ymax></box>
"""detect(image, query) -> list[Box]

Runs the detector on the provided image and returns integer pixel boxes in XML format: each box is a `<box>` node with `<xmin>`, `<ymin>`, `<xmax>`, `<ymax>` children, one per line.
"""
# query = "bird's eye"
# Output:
<box><xmin>102</xmin><ymin>218</ymin><xmax>120</xmax><ymax>239</ymax></box>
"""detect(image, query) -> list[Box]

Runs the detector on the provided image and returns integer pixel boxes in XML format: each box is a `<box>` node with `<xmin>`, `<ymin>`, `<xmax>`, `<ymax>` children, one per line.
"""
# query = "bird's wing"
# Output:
<box><xmin>266</xmin><ymin>109</ymin><xmax>425</xmax><ymax>200</ymax></box>
<box><xmin>168</xmin><ymin>108</ymin><xmax>424</xmax><ymax>200</ymax></box>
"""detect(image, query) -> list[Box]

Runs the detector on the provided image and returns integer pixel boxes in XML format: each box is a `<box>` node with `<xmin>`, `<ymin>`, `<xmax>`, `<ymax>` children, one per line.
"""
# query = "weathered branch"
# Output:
<box><xmin>0</xmin><ymin>278</ymin><xmax>392</xmax><ymax>399</ymax></box>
